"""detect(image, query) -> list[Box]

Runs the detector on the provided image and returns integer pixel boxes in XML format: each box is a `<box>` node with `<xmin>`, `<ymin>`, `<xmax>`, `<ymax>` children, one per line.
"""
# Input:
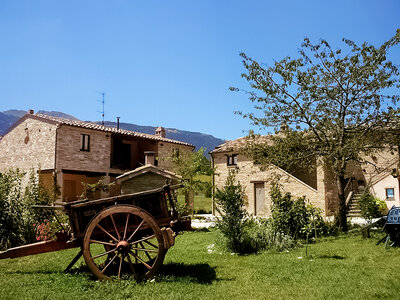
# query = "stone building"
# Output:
<box><xmin>210</xmin><ymin>136</ymin><xmax>399</xmax><ymax>217</ymax></box>
<box><xmin>0</xmin><ymin>110</ymin><xmax>194</xmax><ymax>202</ymax></box>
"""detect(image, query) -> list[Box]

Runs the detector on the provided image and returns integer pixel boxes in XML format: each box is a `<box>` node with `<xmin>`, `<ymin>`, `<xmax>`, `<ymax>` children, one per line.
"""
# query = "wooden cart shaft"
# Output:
<box><xmin>0</xmin><ymin>234</ymin><xmax>78</xmax><ymax>259</ymax></box>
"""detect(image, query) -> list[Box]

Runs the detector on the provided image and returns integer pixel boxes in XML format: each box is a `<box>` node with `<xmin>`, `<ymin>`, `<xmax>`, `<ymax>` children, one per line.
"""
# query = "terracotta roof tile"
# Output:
<box><xmin>210</xmin><ymin>135</ymin><xmax>271</xmax><ymax>154</ymax></box>
<box><xmin>33</xmin><ymin>113</ymin><xmax>194</xmax><ymax>147</ymax></box>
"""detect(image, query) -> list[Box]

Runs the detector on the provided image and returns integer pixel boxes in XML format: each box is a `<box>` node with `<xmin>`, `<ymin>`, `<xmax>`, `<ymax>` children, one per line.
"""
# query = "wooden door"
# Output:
<box><xmin>254</xmin><ymin>182</ymin><xmax>265</xmax><ymax>215</ymax></box>
<box><xmin>64</xmin><ymin>180</ymin><xmax>77</xmax><ymax>202</ymax></box>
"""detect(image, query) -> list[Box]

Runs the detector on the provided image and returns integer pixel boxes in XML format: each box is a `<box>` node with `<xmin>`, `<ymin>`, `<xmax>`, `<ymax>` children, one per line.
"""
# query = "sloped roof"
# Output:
<box><xmin>115</xmin><ymin>164</ymin><xmax>182</xmax><ymax>183</ymax></box>
<box><xmin>210</xmin><ymin>135</ymin><xmax>271</xmax><ymax>154</ymax></box>
<box><xmin>26</xmin><ymin>113</ymin><xmax>194</xmax><ymax>148</ymax></box>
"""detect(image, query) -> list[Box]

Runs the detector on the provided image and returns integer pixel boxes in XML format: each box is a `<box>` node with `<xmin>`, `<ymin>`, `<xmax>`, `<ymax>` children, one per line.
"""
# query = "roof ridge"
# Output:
<box><xmin>32</xmin><ymin>113</ymin><xmax>194</xmax><ymax>148</ymax></box>
<box><xmin>210</xmin><ymin>135</ymin><xmax>271</xmax><ymax>153</ymax></box>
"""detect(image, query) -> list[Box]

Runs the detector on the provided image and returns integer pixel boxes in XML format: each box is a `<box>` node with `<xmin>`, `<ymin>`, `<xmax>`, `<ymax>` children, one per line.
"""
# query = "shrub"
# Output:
<box><xmin>215</xmin><ymin>174</ymin><xmax>329</xmax><ymax>254</ymax></box>
<box><xmin>0</xmin><ymin>169</ymin><xmax>27</xmax><ymax>249</ymax></box>
<box><xmin>243</xmin><ymin>218</ymin><xmax>297</xmax><ymax>252</ymax></box>
<box><xmin>358</xmin><ymin>191</ymin><xmax>388</xmax><ymax>220</ymax></box>
<box><xmin>80</xmin><ymin>180</ymin><xmax>114</xmax><ymax>200</ymax></box>
<box><xmin>195</xmin><ymin>208</ymin><xmax>211</xmax><ymax>214</ymax></box>
<box><xmin>215</xmin><ymin>171</ymin><xmax>249</xmax><ymax>253</ymax></box>
<box><xmin>269</xmin><ymin>181</ymin><xmax>330</xmax><ymax>240</ymax></box>
<box><xmin>0</xmin><ymin>169</ymin><xmax>62</xmax><ymax>250</ymax></box>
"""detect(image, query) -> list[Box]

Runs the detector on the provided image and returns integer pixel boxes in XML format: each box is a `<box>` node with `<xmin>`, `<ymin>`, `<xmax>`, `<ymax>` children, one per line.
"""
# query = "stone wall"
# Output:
<box><xmin>156</xmin><ymin>142</ymin><xmax>194</xmax><ymax>171</ymax></box>
<box><xmin>56</xmin><ymin>125</ymin><xmax>112</xmax><ymax>173</ymax></box>
<box><xmin>0</xmin><ymin>117</ymin><xmax>57</xmax><ymax>172</ymax></box>
<box><xmin>212</xmin><ymin>152</ymin><xmax>326</xmax><ymax>217</ymax></box>
<box><xmin>362</xmin><ymin>149</ymin><xmax>398</xmax><ymax>184</ymax></box>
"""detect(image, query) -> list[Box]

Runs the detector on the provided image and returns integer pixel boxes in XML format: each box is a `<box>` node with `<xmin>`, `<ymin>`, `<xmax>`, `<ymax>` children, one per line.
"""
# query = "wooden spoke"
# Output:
<box><xmin>92</xmin><ymin>248</ymin><xmax>117</xmax><ymax>260</ymax></box>
<box><xmin>126</xmin><ymin>254</ymin><xmax>138</xmax><ymax>281</ymax></box>
<box><xmin>127</xmin><ymin>220</ymin><xmax>145</xmax><ymax>242</ymax></box>
<box><xmin>123</xmin><ymin>214</ymin><xmax>130</xmax><ymax>240</ymax></box>
<box><xmin>130</xmin><ymin>234</ymin><xmax>156</xmax><ymax>246</ymax></box>
<box><xmin>96</xmin><ymin>224</ymin><xmax>118</xmax><ymax>242</ymax></box>
<box><xmin>89</xmin><ymin>239</ymin><xmax>116</xmax><ymax>247</ymax></box>
<box><xmin>131</xmin><ymin>246</ymin><xmax>158</xmax><ymax>253</ymax></box>
<box><xmin>129</xmin><ymin>251</ymin><xmax>152</xmax><ymax>270</ymax></box>
<box><xmin>143</xmin><ymin>239</ymin><xmax>158</xmax><ymax>249</ymax></box>
<box><xmin>140</xmin><ymin>242</ymin><xmax>153</xmax><ymax>260</ymax></box>
<box><xmin>101</xmin><ymin>253</ymin><xmax>118</xmax><ymax>274</ymax></box>
<box><xmin>110</xmin><ymin>214</ymin><xmax>121</xmax><ymax>241</ymax></box>
<box><xmin>118</xmin><ymin>255</ymin><xmax>123</xmax><ymax>279</ymax></box>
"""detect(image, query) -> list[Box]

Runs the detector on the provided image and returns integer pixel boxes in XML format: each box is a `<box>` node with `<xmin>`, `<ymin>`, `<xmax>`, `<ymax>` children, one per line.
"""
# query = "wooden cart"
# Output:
<box><xmin>0</xmin><ymin>185</ymin><xmax>191</xmax><ymax>281</ymax></box>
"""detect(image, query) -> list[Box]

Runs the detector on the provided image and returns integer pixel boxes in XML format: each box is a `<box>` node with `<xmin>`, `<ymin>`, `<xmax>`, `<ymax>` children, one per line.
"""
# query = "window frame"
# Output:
<box><xmin>227</xmin><ymin>154</ymin><xmax>238</xmax><ymax>166</ymax></box>
<box><xmin>386</xmin><ymin>187</ymin><xmax>395</xmax><ymax>200</ymax></box>
<box><xmin>80</xmin><ymin>134</ymin><xmax>90</xmax><ymax>152</ymax></box>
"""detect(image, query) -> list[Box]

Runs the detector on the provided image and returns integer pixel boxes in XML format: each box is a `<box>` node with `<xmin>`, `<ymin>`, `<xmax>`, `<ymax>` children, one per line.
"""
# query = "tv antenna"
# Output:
<box><xmin>96</xmin><ymin>91</ymin><xmax>105</xmax><ymax>125</ymax></box>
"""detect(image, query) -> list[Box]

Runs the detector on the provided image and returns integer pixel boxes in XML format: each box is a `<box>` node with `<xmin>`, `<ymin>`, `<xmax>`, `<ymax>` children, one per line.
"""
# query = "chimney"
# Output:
<box><xmin>28</xmin><ymin>109</ymin><xmax>34</xmax><ymax>115</ymax></box>
<box><xmin>144</xmin><ymin>151</ymin><xmax>156</xmax><ymax>165</ymax></box>
<box><xmin>116</xmin><ymin>117</ymin><xmax>120</xmax><ymax>130</ymax></box>
<box><xmin>155</xmin><ymin>126</ymin><xmax>166</xmax><ymax>138</ymax></box>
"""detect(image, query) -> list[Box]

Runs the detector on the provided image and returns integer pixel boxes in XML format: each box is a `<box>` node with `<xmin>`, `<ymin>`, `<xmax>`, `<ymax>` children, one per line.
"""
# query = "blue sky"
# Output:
<box><xmin>0</xmin><ymin>1</ymin><xmax>399</xmax><ymax>140</ymax></box>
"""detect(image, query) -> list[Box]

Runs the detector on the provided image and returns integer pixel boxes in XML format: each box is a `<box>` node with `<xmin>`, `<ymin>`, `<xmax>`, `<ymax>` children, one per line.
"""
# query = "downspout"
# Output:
<box><xmin>54</xmin><ymin>124</ymin><xmax>60</xmax><ymax>202</ymax></box>
<box><xmin>211</xmin><ymin>153</ymin><xmax>215</xmax><ymax>215</ymax></box>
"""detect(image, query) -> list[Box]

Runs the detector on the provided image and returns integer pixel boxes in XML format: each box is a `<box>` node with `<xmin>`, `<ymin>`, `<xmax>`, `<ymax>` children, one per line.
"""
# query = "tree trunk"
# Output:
<box><xmin>184</xmin><ymin>189</ymin><xmax>194</xmax><ymax>215</ymax></box>
<box><xmin>336</xmin><ymin>175</ymin><xmax>348</xmax><ymax>232</ymax></box>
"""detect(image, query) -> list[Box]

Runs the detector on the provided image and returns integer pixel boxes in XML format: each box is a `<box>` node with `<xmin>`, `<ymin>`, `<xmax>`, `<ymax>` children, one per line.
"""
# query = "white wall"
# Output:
<box><xmin>371</xmin><ymin>174</ymin><xmax>399</xmax><ymax>209</ymax></box>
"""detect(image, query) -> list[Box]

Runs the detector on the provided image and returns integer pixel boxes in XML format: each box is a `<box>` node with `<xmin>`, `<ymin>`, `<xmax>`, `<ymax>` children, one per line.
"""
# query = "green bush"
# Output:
<box><xmin>215</xmin><ymin>171</ymin><xmax>250</xmax><ymax>253</ymax></box>
<box><xmin>0</xmin><ymin>169</ymin><xmax>59</xmax><ymax>250</ymax></box>
<box><xmin>0</xmin><ymin>169</ymin><xmax>27</xmax><ymax>249</ymax></box>
<box><xmin>358</xmin><ymin>191</ymin><xmax>387</xmax><ymax>220</ymax></box>
<box><xmin>269</xmin><ymin>181</ymin><xmax>326</xmax><ymax>240</ymax></box>
<box><xmin>243</xmin><ymin>218</ymin><xmax>297</xmax><ymax>252</ymax></box>
<box><xmin>215</xmin><ymin>173</ymin><xmax>298</xmax><ymax>254</ymax></box>
<box><xmin>215</xmin><ymin>174</ymin><xmax>331</xmax><ymax>254</ymax></box>
<box><xmin>80</xmin><ymin>180</ymin><xmax>114</xmax><ymax>200</ymax></box>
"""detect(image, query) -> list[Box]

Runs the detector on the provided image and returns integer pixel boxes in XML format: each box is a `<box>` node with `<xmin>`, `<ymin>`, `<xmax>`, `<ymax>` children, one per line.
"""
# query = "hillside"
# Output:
<box><xmin>0</xmin><ymin>110</ymin><xmax>225</xmax><ymax>155</ymax></box>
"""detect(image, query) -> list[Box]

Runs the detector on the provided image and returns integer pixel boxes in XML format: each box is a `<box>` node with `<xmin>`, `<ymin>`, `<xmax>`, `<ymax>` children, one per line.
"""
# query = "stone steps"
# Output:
<box><xmin>347</xmin><ymin>193</ymin><xmax>363</xmax><ymax>218</ymax></box>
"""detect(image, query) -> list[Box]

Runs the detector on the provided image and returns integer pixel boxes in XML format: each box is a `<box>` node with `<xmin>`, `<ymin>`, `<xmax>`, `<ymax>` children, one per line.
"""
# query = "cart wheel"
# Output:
<box><xmin>83</xmin><ymin>205</ymin><xmax>166</xmax><ymax>281</ymax></box>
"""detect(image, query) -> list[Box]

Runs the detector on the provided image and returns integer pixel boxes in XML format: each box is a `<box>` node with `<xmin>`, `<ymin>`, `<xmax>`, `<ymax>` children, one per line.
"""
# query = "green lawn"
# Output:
<box><xmin>177</xmin><ymin>194</ymin><xmax>212</xmax><ymax>214</ymax></box>
<box><xmin>0</xmin><ymin>230</ymin><xmax>399</xmax><ymax>300</ymax></box>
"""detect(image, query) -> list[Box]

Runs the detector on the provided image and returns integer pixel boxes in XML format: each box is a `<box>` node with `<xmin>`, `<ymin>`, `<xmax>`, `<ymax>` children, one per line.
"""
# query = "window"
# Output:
<box><xmin>227</xmin><ymin>154</ymin><xmax>238</xmax><ymax>166</ymax></box>
<box><xmin>80</xmin><ymin>134</ymin><xmax>90</xmax><ymax>151</ymax></box>
<box><xmin>386</xmin><ymin>188</ymin><xmax>395</xmax><ymax>200</ymax></box>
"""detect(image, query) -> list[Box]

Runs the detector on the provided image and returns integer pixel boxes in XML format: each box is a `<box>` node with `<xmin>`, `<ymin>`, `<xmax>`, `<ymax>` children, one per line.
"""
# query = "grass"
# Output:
<box><xmin>177</xmin><ymin>193</ymin><xmax>212</xmax><ymax>214</ymax></box>
<box><xmin>1</xmin><ymin>229</ymin><xmax>399</xmax><ymax>299</ymax></box>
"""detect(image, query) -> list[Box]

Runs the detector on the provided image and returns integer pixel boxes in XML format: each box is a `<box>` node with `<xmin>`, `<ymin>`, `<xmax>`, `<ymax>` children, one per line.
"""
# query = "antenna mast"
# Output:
<box><xmin>97</xmin><ymin>91</ymin><xmax>105</xmax><ymax>126</ymax></box>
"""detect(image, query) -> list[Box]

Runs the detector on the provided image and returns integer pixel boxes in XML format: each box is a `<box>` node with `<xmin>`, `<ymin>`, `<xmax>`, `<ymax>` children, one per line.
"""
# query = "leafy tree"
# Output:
<box><xmin>233</xmin><ymin>30</ymin><xmax>400</xmax><ymax>231</ymax></box>
<box><xmin>169</xmin><ymin>147</ymin><xmax>212</xmax><ymax>214</ymax></box>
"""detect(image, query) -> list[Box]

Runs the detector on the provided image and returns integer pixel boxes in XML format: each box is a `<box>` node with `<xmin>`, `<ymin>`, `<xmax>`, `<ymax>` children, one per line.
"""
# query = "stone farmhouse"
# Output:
<box><xmin>0</xmin><ymin>110</ymin><xmax>194</xmax><ymax>202</ymax></box>
<box><xmin>210</xmin><ymin>136</ymin><xmax>399</xmax><ymax>217</ymax></box>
